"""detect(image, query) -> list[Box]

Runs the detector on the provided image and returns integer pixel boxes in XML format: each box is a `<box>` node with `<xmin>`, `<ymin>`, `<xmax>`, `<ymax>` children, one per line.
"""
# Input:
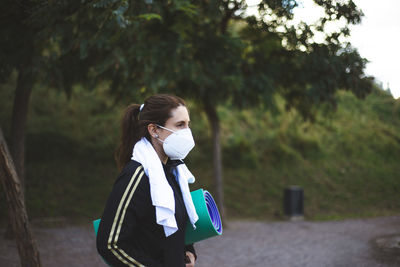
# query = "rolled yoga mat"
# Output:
<box><xmin>92</xmin><ymin>189</ymin><xmax>222</xmax><ymax>245</ymax></box>
<box><xmin>184</xmin><ymin>188</ymin><xmax>223</xmax><ymax>244</ymax></box>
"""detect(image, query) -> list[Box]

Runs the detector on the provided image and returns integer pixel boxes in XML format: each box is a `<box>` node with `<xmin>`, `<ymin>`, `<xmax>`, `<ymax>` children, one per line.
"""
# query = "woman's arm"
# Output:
<box><xmin>96</xmin><ymin>165</ymin><xmax>161</xmax><ymax>267</ymax></box>
<box><xmin>185</xmin><ymin>244</ymin><xmax>197</xmax><ymax>266</ymax></box>
<box><xmin>184</xmin><ymin>244</ymin><xmax>197</xmax><ymax>261</ymax></box>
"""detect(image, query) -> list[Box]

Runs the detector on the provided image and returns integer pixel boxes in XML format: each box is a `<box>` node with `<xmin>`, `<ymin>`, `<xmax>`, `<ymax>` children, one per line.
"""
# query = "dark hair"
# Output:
<box><xmin>115</xmin><ymin>94</ymin><xmax>186</xmax><ymax>171</ymax></box>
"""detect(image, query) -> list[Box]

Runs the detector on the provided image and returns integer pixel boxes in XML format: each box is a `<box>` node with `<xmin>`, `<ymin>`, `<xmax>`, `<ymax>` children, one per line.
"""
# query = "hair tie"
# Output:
<box><xmin>140</xmin><ymin>104</ymin><xmax>144</xmax><ymax>112</ymax></box>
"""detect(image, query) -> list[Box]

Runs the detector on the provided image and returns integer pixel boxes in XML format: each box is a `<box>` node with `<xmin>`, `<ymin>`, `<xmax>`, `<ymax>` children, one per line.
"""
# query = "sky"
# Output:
<box><xmin>246</xmin><ymin>0</ymin><xmax>400</xmax><ymax>99</ymax></box>
<box><xmin>347</xmin><ymin>0</ymin><xmax>400</xmax><ymax>99</ymax></box>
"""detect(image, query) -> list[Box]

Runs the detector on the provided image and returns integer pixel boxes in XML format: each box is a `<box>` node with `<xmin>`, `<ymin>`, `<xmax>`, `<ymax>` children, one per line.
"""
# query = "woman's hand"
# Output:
<box><xmin>185</xmin><ymin>251</ymin><xmax>195</xmax><ymax>267</ymax></box>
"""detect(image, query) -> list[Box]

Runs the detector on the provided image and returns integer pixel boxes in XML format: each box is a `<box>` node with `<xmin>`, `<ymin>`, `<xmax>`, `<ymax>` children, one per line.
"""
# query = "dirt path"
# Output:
<box><xmin>1</xmin><ymin>216</ymin><xmax>399</xmax><ymax>266</ymax></box>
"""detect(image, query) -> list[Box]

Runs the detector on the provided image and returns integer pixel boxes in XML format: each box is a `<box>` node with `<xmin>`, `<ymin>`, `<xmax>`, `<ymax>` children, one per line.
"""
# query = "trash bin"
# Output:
<box><xmin>284</xmin><ymin>186</ymin><xmax>304</xmax><ymax>219</ymax></box>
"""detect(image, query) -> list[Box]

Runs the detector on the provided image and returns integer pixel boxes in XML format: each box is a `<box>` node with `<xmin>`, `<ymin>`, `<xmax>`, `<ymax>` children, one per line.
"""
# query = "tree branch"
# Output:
<box><xmin>220</xmin><ymin>0</ymin><xmax>241</xmax><ymax>34</ymax></box>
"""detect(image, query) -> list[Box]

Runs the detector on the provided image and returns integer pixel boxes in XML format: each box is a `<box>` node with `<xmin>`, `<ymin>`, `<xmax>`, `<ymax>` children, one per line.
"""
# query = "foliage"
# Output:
<box><xmin>0</xmin><ymin>0</ymin><xmax>381</xmax><ymax>223</ymax></box>
<box><xmin>7</xmin><ymin>0</ymin><xmax>370</xmax><ymax>118</ymax></box>
<box><xmin>219</xmin><ymin>86</ymin><xmax>400</xmax><ymax>220</ymax></box>
<box><xmin>1</xmin><ymin>81</ymin><xmax>399</xmax><ymax>223</ymax></box>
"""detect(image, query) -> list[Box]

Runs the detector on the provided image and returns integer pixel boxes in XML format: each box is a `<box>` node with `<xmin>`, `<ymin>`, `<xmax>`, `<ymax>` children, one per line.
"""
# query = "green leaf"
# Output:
<box><xmin>137</xmin><ymin>13</ymin><xmax>162</xmax><ymax>21</ymax></box>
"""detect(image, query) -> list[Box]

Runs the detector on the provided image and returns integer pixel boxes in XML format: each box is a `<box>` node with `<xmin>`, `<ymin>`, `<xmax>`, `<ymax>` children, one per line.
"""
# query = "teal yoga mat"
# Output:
<box><xmin>92</xmin><ymin>220</ymin><xmax>110</xmax><ymax>266</ymax></box>
<box><xmin>184</xmin><ymin>188</ymin><xmax>223</xmax><ymax>244</ymax></box>
<box><xmin>93</xmin><ymin>219</ymin><xmax>100</xmax><ymax>236</ymax></box>
<box><xmin>93</xmin><ymin>189</ymin><xmax>222</xmax><ymax>245</ymax></box>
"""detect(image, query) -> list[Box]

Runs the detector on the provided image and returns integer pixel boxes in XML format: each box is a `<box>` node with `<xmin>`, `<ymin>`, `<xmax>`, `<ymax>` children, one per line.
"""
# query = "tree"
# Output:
<box><xmin>0</xmin><ymin>127</ymin><xmax>41</xmax><ymax>266</ymax></box>
<box><xmin>0</xmin><ymin>0</ymin><xmax>84</xmax><ymax>186</ymax></box>
<box><xmin>0</xmin><ymin>0</ymin><xmax>37</xmax><ymax>185</ymax></box>
<box><xmin>1</xmin><ymin>0</ymin><xmax>372</xmax><ymax>223</ymax></box>
<box><xmin>0</xmin><ymin>0</ymin><xmax>85</xmax><ymax>239</ymax></box>
<box><xmin>51</xmin><ymin>0</ymin><xmax>372</xmax><ymax>221</ymax></box>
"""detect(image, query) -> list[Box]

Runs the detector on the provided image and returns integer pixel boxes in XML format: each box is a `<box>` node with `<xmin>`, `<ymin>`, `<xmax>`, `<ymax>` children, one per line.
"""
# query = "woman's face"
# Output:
<box><xmin>157</xmin><ymin>105</ymin><xmax>190</xmax><ymax>141</ymax></box>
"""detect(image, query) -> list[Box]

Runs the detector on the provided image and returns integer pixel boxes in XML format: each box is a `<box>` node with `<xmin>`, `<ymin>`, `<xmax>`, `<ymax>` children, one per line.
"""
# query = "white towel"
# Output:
<box><xmin>131</xmin><ymin>137</ymin><xmax>199</xmax><ymax>237</ymax></box>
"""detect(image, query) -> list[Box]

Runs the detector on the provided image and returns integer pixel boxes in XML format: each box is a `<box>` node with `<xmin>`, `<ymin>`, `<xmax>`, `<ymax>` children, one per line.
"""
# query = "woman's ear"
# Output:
<box><xmin>147</xmin><ymin>123</ymin><xmax>158</xmax><ymax>139</ymax></box>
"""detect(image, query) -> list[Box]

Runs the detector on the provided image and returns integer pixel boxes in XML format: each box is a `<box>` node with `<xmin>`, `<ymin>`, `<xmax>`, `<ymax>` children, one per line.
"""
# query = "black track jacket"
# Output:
<box><xmin>96</xmin><ymin>159</ymin><xmax>196</xmax><ymax>267</ymax></box>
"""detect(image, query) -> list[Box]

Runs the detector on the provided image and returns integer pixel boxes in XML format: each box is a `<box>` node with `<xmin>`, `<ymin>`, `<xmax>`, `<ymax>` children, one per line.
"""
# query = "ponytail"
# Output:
<box><xmin>115</xmin><ymin>94</ymin><xmax>186</xmax><ymax>171</ymax></box>
<box><xmin>115</xmin><ymin>104</ymin><xmax>141</xmax><ymax>171</ymax></box>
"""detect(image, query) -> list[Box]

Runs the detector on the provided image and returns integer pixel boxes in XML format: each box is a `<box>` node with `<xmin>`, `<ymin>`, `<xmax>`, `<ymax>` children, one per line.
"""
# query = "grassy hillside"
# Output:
<box><xmin>215</xmin><ymin>89</ymin><xmax>400</xmax><ymax>220</ymax></box>
<box><xmin>0</xmin><ymin>77</ymin><xmax>399</xmax><ymax>223</ymax></box>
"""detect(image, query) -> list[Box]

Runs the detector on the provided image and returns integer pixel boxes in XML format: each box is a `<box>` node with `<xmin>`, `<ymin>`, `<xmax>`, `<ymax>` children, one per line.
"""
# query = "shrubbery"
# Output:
<box><xmin>0</xmin><ymin>80</ymin><xmax>399</xmax><ymax>223</ymax></box>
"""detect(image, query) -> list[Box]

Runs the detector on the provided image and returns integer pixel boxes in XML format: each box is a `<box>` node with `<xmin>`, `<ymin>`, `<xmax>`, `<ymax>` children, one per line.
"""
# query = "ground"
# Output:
<box><xmin>1</xmin><ymin>216</ymin><xmax>399</xmax><ymax>266</ymax></box>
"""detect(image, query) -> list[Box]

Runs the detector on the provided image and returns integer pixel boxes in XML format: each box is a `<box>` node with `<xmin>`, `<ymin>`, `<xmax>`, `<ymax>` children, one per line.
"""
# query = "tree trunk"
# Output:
<box><xmin>0</xmin><ymin>127</ymin><xmax>41</xmax><ymax>267</ymax></box>
<box><xmin>10</xmin><ymin>65</ymin><xmax>34</xmax><ymax>187</ymax></box>
<box><xmin>203</xmin><ymin>102</ymin><xmax>225</xmax><ymax>222</ymax></box>
<box><xmin>5</xmin><ymin>64</ymin><xmax>34</xmax><ymax>239</ymax></box>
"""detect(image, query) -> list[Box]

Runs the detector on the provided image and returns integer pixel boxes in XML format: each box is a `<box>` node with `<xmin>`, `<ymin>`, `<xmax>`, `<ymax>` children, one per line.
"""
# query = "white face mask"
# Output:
<box><xmin>156</xmin><ymin>125</ymin><xmax>195</xmax><ymax>160</ymax></box>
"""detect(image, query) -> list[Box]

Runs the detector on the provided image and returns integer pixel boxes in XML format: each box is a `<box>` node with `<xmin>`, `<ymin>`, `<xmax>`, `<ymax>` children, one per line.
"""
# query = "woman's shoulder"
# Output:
<box><xmin>115</xmin><ymin>160</ymin><xmax>148</xmax><ymax>185</ymax></box>
<box><xmin>121</xmin><ymin>160</ymin><xmax>143</xmax><ymax>174</ymax></box>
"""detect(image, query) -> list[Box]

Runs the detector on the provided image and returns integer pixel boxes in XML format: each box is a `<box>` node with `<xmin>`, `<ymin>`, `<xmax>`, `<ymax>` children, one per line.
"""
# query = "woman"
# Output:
<box><xmin>97</xmin><ymin>94</ymin><xmax>199</xmax><ymax>267</ymax></box>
